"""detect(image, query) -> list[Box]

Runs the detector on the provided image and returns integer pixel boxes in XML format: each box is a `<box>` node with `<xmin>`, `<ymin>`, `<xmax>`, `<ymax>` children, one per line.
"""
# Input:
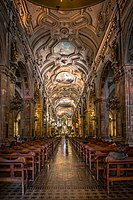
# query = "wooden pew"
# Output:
<box><xmin>105</xmin><ymin>156</ymin><xmax>133</xmax><ymax>194</ymax></box>
<box><xmin>93</xmin><ymin>151</ymin><xmax>108</xmax><ymax>180</ymax></box>
<box><xmin>84</xmin><ymin>143</ymin><xmax>116</xmax><ymax>170</ymax></box>
<box><xmin>27</xmin><ymin>147</ymin><xmax>41</xmax><ymax>174</ymax></box>
<box><xmin>0</xmin><ymin>149</ymin><xmax>36</xmax><ymax>182</ymax></box>
<box><xmin>17</xmin><ymin>143</ymin><xmax>42</xmax><ymax>174</ymax></box>
<box><xmin>11</xmin><ymin>151</ymin><xmax>36</xmax><ymax>181</ymax></box>
<box><xmin>0</xmin><ymin>156</ymin><xmax>27</xmax><ymax>196</ymax></box>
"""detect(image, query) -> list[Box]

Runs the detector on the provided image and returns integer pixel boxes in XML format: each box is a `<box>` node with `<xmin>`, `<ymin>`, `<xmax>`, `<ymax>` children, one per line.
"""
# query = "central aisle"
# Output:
<box><xmin>32</xmin><ymin>137</ymin><xmax>99</xmax><ymax>191</ymax></box>
<box><xmin>25</xmin><ymin>137</ymin><xmax>105</xmax><ymax>200</ymax></box>
<box><xmin>22</xmin><ymin>137</ymin><xmax>133</xmax><ymax>200</ymax></box>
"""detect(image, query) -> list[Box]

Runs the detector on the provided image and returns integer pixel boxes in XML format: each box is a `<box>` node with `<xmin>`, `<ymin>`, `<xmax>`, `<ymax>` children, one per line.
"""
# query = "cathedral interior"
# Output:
<box><xmin>0</xmin><ymin>0</ymin><xmax>133</xmax><ymax>199</ymax></box>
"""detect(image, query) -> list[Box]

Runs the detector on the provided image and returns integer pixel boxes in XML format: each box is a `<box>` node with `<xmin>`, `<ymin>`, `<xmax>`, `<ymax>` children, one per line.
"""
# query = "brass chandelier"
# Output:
<box><xmin>27</xmin><ymin>0</ymin><xmax>105</xmax><ymax>10</ymax></box>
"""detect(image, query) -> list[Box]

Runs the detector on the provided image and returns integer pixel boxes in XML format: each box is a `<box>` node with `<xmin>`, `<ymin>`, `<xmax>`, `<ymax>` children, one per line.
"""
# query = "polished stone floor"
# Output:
<box><xmin>0</xmin><ymin>137</ymin><xmax>133</xmax><ymax>200</ymax></box>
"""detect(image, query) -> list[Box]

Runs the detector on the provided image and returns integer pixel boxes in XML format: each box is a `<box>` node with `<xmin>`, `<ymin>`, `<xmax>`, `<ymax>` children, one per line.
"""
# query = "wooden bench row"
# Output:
<box><xmin>105</xmin><ymin>156</ymin><xmax>133</xmax><ymax>194</ymax></box>
<box><xmin>0</xmin><ymin>137</ymin><xmax>61</xmax><ymax>196</ymax></box>
<box><xmin>0</xmin><ymin>156</ymin><xmax>27</xmax><ymax>196</ymax></box>
<box><xmin>70</xmin><ymin>137</ymin><xmax>133</xmax><ymax>194</ymax></box>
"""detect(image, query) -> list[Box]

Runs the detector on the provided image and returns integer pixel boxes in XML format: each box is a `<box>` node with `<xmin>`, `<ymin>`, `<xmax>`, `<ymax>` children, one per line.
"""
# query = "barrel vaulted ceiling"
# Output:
<box><xmin>26</xmin><ymin>0</ymin><xmax>105</xmax><ymax>119</ymax></box>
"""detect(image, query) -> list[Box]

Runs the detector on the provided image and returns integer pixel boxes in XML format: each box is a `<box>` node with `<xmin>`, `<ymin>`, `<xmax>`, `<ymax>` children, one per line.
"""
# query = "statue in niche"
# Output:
<box><xmin>11</xmin><ymin>42</ymin><xmax>18</xmax><ymax>62</ymax></box>
<box><xmin>111</xmin><ymin>38</ymin><xmax>119</xmax><ymax>62</ymax></box>
<box><xmin>96</xmin><ymin>11</ymin><xmax>106</xmax><ymax>37</ymax></box>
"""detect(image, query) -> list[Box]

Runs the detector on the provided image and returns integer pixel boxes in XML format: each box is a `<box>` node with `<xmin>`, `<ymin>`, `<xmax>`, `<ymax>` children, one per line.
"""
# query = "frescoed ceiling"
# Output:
<box><xmin>25</xmin><ymin>0</ymin><xmax>109</xmax><ymax>119</ymax></box>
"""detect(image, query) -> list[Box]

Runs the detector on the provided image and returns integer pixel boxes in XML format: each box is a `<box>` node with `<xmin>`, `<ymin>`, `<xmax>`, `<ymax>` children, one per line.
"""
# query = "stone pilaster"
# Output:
<box><xmin>125</xmin><ymin>65</ymin><xmax>133</xmax><ymax>146</ymax></box>
<box><xmin>21</xmin><ymin>97</ymin><xmax>35</xmax><ymax>140</ymax></box>
<box><xmin>94</xmin><ymin>98</ymin><xmax>102</xmax><ymax>138</ymax></box>
<box><xmin>0</xmin><ymin>65</ymin><xmax>16</xmax><ymax>144</ymax></box>
<box><xmin>99</xmin><ymin>98</ymin><xmax>110</xmax><ymax>139</ymax></box>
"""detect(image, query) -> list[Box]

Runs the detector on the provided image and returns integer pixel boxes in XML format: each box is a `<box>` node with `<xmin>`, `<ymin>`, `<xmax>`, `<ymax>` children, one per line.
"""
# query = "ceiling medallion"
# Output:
<box><xmin>27</xmin><ymin>0</ymin><xmax>105</xmax><ymax>10</ymax></box>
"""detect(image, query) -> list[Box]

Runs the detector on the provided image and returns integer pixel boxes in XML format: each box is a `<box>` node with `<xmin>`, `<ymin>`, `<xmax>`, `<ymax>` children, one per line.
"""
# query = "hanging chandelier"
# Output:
<box><xmin>27</xmin><ymin>0</ymin><xmax>105</xmax><ymax>10</ymax></box>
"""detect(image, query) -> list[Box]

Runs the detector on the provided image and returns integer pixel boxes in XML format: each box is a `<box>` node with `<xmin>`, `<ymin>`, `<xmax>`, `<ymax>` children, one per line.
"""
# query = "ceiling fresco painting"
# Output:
<box><xmin>55</xmin><ymin>72</ymin><xmax>74</xmax><ymax>84</ymax></box>
<box><xmin>54</xmin><ymin>42</ymin><xmax>75</xmax><ymax>55</ymax></box>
